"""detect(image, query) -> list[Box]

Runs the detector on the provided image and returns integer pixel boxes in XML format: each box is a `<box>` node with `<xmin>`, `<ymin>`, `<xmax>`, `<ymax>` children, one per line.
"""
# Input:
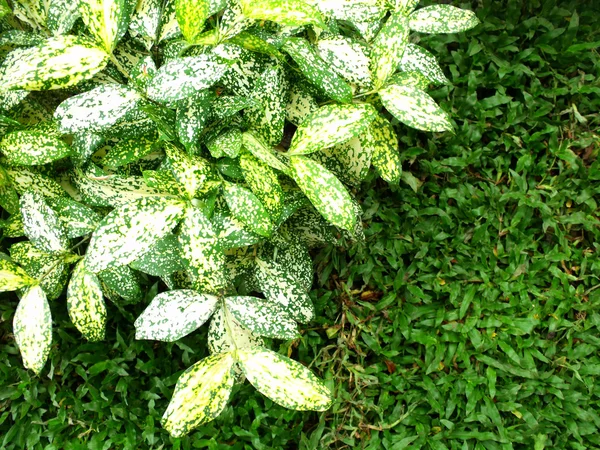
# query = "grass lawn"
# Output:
<box><xmin>1</xmin><ymin>0</ymin><xmax>600</xmax><ymax>448</ymax></box>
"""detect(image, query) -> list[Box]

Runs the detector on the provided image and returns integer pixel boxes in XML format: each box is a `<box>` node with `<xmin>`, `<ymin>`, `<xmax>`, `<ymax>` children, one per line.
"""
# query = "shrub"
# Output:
<box><xmin>0</xmin><ymin>0</ymin><xmax>478</xmax><ymax>437</ymax></box>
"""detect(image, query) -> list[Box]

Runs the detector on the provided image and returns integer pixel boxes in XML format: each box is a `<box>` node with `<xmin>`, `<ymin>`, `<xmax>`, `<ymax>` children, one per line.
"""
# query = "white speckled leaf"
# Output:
<box><xmin>85</xmin><ymin>197</ymin><xmax>186</xmax><ymax>273</ymax></box>
<box><xmin>47</xmin><ymin>0</ymin><xmax>81</xmax><ymax>35</ymax></box>
<box><xmin>409</xmin><ymin>5</ymin><xmax>480</xmax><ymax>34</ymax></box>
<box><xmin>129</xmin><ymin>0</ymin><xmax>161</xmax><ymax>49</ymax></box>
<box><xmin>165</xmin><ymin>144</ymin><xmax>212</xmax><ymax>199</ymax></box>
<box><xmin>289</xmin><ymin>103</ymin><xmax>377</xmax><ymax>155</ymax></box>
<box><xmin>254</xmin><ymin>258</ymin><xmax>314</xmax><ymax>323</ymax></box>
<box><xmin>207</xmin><ymin>128</ymin><xmax>243</xmax><ymax>159</ymax></box>
<box><xmin>223</xmin><ymin>184</ymin><xmax>273</xmax><ymax>238</ymax></box>
<box><xmin>4</xmin><ymin>167</ymin><xmax>65</xmax><ymax>199</ymax></box>
<box><xmin>130</xmin><ymin>234</ymin><xmax>185</xmax><ymax>276</ymax></box>
<box><xmin>379</xmin><ymin>83</ymin><xmax>452</xmax><ymax>132</ymax></box>
<box><xmin>67</xmin><ymin>260</ymin><xmax>106</xmax><ymax>341</ymax></box>
<box><xmin>98</xmin><ymin>265</ymin><xmax>143</xmax><ymax>304</ymax></box>
<box><xmin>20</xmin><ymin>191</ymin><xmax>69</xmax><ymax>254</ymax></box>
<box><xmin>238</xmin><ymin>347</ymin><xmax>333</xmax><ymax>411</ymax></box>
<box><xmin>208</xmin><ymin>305</ymin><xmax>263</xmax><ymax>354</ymax></box>
<box><xmin>271</xmin><ymin>238</ymin><xmax>313</xmax><ymax>291</ymax></box>
<box><xmin>399</xmin><ymin>43</ymin><xmax>447</xmax><ymax>85</ymax></box>
<box><xmin>316</xmin><ymin>37</ymin><xmax>372</xmax><ymax>88</ymax></box>
<box><xmin>13</xmin><ymin>285</ymin><xmax>52</xmax><ymax>375</ymax></box>
<box><xmin>285</xmin><ymin>84</ymin><xmax>318</xmax><ymax>126</ymax></box>
<box><xmin>0</xmin><ymin>259</ymin><xmax>36</xmax><ymax>292</ymax></box>
<box><xmin>135</xmin><ymin>289</ymin><xmax>219</xmax><ymax>341</ymax></box>
<box><xmin>240</xmin><ymin>153</ymin><xmax>284</xmax><ymax>220</ymax></box>
<box><xmin>0</xmin><ymin>129</ymin><xmax>70</xmax><ymax>166</ymax></box>
<box><xmin>162</xmin><ymin>352</ymin><xmax>235</xmax><ymax>437</ymax></box>
<box><xmin>158</xmin><ymin>0</ymin><xmax>182</xmax><ymax>42</ymax></box>
<box><xmin>368</xmin><ymin>114</ymin><xmax>401</xmax><ymax>183</ymax></box>
<box><xmin>225</xmin><ymin>296</ymin><xmax>299</xmax><ymax>339</ymax></box>
<box><xmin>212</xmin><ymin>212</ymin><xmax>261</xmax><ymax>249</ymax></box>
<box><xmin>242</xmin><ymin>132</ymin><xmax>288</xmax><ymax>172</ymax></box>
<box><xmin>306</xmin><ymin>0</ymin><xmax>384</xmax><ymax>24</ymax></box>
<box><xmin>55</xmin><ymin>84</ymin><xmax>145</xmax><ymax>135</ymax></box>
<box><xmin>102</xmin><ymin>134</ymin><xmax>159</xmax><ymax>169</ymax></box>
<box><xmin>283</xmin><ymin>38</ymin><xmax>352</xmax><ymax>103</ymax></box>
<box><xmin>176</xmin><ymin>90</ymin><xmax>213</xmax><ymax>150</ymax></box>
<box><xmin>79</xmin><ymin>0</ymin><xmax>132</xmax><ymax>51</ymax></box>
<box><xmin>45</xmin><ymin>197</ymin><xmax>102</xmax><ymax>239</ymax></box>
<box><xmin>240</xmin><ymin>0</ymin><xmax>326</xmax><ymax>28</ymax></box>
<box><xmin>290</xmin><ymin>156</ymin><xmax>355</xmax><ymax>231</ymax></box>
<box><xmin>370</xmin><ymin>11</ymin><xmax>409</xmax><ymax>88</ymax></box>
<box><xmin>0</xmin><ymin>36</ymin><xmax>109</xmax><ymax>91</ymax></box>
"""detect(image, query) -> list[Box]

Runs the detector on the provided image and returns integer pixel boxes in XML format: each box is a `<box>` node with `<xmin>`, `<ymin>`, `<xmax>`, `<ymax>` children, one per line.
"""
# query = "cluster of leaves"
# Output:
<box><xmin>0</xmin><ymin>0</ymin><xmax>479</xmax><ymax>437</ymax></box>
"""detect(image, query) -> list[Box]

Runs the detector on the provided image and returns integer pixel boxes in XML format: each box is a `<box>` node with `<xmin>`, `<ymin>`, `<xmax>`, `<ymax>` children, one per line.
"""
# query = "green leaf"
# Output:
<box><xmin>55</xmin><ymin>84</ymin><xmax>145</xmax><ymax>134</ymax></box>
<box><xmin>176</xmin><ymin>0</ymin><xmax>209</xmax><ymax>43</ymax></box>
<box><xmin>135</xmin><ymin>290</ymin><xmax>219</xmax><ymax>341</ymax></box>
<box><xmin>286</xmin><ymin>83</ymin><xmax>318</xmax><ymax>126</ymax></box>
<box><xmin>165</xmin><ymin>144</ymin><xmax>212</xmax><ymax>199</ymax></box>
<box><xmin>306</xmin><ymin>0</ymin><xmax>384</xmax><ymax>25</ymax></box>
<box><xmin>283</xmin><ymin>38</ymin><xmax>352</xmax><ymax>103</ymax></box>
<box><xmin>67</xmin><ymin>260</ymin><xmax>106</xmax><ymax>341</ymax></box>
<box><xmin>130</xmin><ymin>234</ymin><xmax>185</xmax><ymax>276</ymax></box>
<box><xmin>213</xmin><ymin>212</ymin><xmax>261</xmax><ymax>249</ymax></box>
<box><xmin>368</xmin><ymin>114</ymin><xmax>401</xmax><ymax>183</ymax></box>
<box><xmin>102</xmin><ymin>134</ymin><xmax>160</xmax><ymax>169</ymax></box>
<box><xmin>229</xmin><ymin>32</ymin><xmax>284</xmax><ymax>59</ymax></box>
<box><xmin>207</xmin><ymin>128</ymin><xmax>243</xmax><ymax>159</ymax></box>
<box><xmin>208</xmin><ymin>305</ymin><xmax>263</xmax><ymax>353</ymax></box>
<box><xmin>13</xmin><ymin>285</ymin><xmax>52</xmax><ymax>375</ymax></box>
<box><xmin>238</xmin><ymin>347</ymin><xmax>333</xmax><ymax>411</ymax></box>
<box><xmin>162</xmin><ymin>352</ymin><xmax>235</xmax><ymax>437</ymax></box>
<box><xmin>240</xmin><ymin>0</ymin><xmax>326</xmax><ymax>29</ymax></box>
<box><xmin>0</xmin><ymin>165</ymin><xmax>19</xmax><ymax>214</ymax></box>
<box><xmin>0</xmin><ymin>259</ymin><xmax>36</xmax><ymax>292</ymax></box>
<box><xmin>225</xmin><ymin>296</ymin><xmax>299</xmax><ymax>339</ymax></box>
<box><xmin>399</xmin><ymin>43</ymin><xmax>448</xmax><ymax>85</ymax></box>
<box><xmin>178</xmin><ymin>206</ymin><xmax>229</xmax><ymax>293</ymax></box>
<box><xmin>254</xmin><ymin>258</ymin><xmax>314</xmax><ymax>322</ymax></box>
<box><xmin>158</xmin><ymin>0</ymin><xmax>182</xmax><ymax>43</ymax></box>
<box><xmin>290</xmin><ymin>156</ymin><xmax>356</xmax><ymax>231</ymax></box>
<box><xmin>223</xmin><ymin>184</ymin><xmax>273</xmax><ymax>237</ymax></box>
<box><xmin>0</xmin><ymin>129</ymin><xmax>70</xmax><ymax>166</ymax></box>
<box><xmin>85</xmin><ymin>197</ymin><xmax>186</xmax><ymax>273</ymax></box>
<box><xmin>409</xmin><ymin>5</ymin><xmax>480</xmax><ymax>34</ymax></box>
<box><xmin>388</xmin><ymin>70</ymin><xmax>430</xmax><ymax>89</ymax></box>
<box><xmin>146</xmin><ymin>55</ymin><xmax>227</xmax><ymax>103</ymax></box>
<box><xmin>379</xmin><ymin>83</ymin><xmax>452</xmax><ymax>132</ymax></box>
<box><xmin>289</xmin><ymin>103</ymin><xmax>377</xmax><ymax>155</ymax></box>
<box><xmin>98</xmin><ymin>265</ymin><xmax>143</xmax><ymax>304</ymax></box>
<box><xmin>4</xmin><ymin>167</ymin><xmax>65</xmax><ymax>198</ymax></box>
<box><xmin>79</xmin><ymin>0</ymin><xmax>132</xmax><ymax>51</ymax></box>
<box><xmin>1</xmin><ymin>213</ymin><xmax>25</xmax><ymax>238</ymax></box>
<box><xmin>20</xmin><ymin>190</ymin><xmax>69</xmax><ymax>254</ymax></box>
<box><xmin>71</xmin><ymin>131</ymin><xmax>104</xmax><ymax>167</ymax></box>
<box><xmin>370</xmin><ymin>12</ymin><xmax>409</xmax><ymax>88</ymax></box>
<box><xmin>0</xmin><ymin>36</ymin><xmax>109</xmax><ymax>91</ymax></box>
<box><xmin>176</xmin><ymin>90</ymin><xmax>214</xmax><ymax>150</ymax></box>
<box><xmin>129</xmin><ymin>0</ymin><xmax>162</xmax><ymax>49</ymax></box>
<box><xmin>240</xmin><ymin>153</ymin><xmax>284</xmax><ymax>220</ymax></box>
<box><xmin>316</xmin><ymin>37</ymin><xmax>372</xmax><ymax>89</ymax></box>
<box><xmin>271</xmin><ymin>237</ymin><xmax>313</xmax><ymax>291</ymax></box>
<box><xmin>242</xmin><ymin>132</ymin><xmax>288</xmax><ymax>172</ymax></box>
<box><xmin>47</xmin><ymin>0</ymin><xmax>81</xmax><ymax>35</ymax></box>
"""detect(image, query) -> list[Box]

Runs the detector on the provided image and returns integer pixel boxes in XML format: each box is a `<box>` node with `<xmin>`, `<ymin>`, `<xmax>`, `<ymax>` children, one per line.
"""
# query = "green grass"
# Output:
<box><xmin>1</xmin><ymin>0</ymin><xmax>600</xmax><ymax>448</ymax></box>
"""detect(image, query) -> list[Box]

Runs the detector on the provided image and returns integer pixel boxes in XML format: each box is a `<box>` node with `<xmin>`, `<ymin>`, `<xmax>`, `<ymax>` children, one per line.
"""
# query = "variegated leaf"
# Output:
<box><xmin>0</xmin><ymin>36</ymin><xmax>109</xmax><ymax>91</ymax></box>
<box><xmin>217</xmin><ymin>1</ymin><xmax>252</xmax><ymax>39</ymax></box>
<box><xmin>238</xmin><ymin>347</ymin><xmax>333</xmax><ymax>411</ymax></box>
<box><xmin>240</xmin><ymin>154</ymin><xmax>284</xmax><ymax>220</ymax></box>
<box><xmin>0</xmin><ymin>165</ymin><xmax>19</xmax><ymax>214</ymax></box>
<box><xmin>102</xmin><ymin>134</ymin><xmax>159</xmax><ymax>169</ymax></box>
<box><xmin>4</xmin><ymin>166</ymin><xmax>66</xmax><ymax>198</ymax></box>
<box><xmin>289</xmin><ymin>103</ymin><xmax>377</xmax><ymax>155</ymax></box>
<box><xmin>370</xmin><ymin>11</ymin><xmax>409</xmax><ymax>88</ymax></box>
<box><xmin>0</xmin><ymin>129</ymin><xmax>70</xmax><ymax>166</ymax></box>
<box><xmin>20</xmin><ymin>191</ymin><xmax>69</xmax><ymax>254</ymax></box>
<box><xmin>143</xmin><ymin>169</ymin><xmax>184</xmax><ymax>197</ymax></box>
<box><xmin>290</xmin><ymin>156</ymin><xmax>355</xmax><ymax>231</ymax></box>
<box><xmin>67</xmin><ymin>260</ymin><xmax>106</xmax><ymax>341</ymax></box>
<box><xmin>55</xmin><ymin>84</ymin><xmax>145</xmax><ymax>134</ymax></box>
<box><xmin>12</xmin><ymin>0</ymin><xmax>47</xmax><ymax>29</ymax></box>
<box><xmin>85</xmin><ymin>197</ymin><xmax>186</xmax><ymax>273</ymax></box>
<box><xmin>129</xmin><ymin>0</ymin><xmax>161</xmax><ymax>49</ymax></box>
<box><xmin>0</xmin><ymin>89</ymin><xmax>29</xmax><ymax>114</ymax></box>
<box><xmin>146</xmin><ymin>55</ymin><xmax>227</xmax><ymax>103</ymax></box>
<box><xmin>271</xmin><ymin>238</ymin><xmax>313</xmax><ymax>292</ymax></box>
<box><xmin>254</xmin><ymin>258</ymin><xmax>314</xmax><ymax>323</ymax></box>
<box><xmin>208</xmin><ymin>305</ymin><xmax>263</xmax><ymax>354</ymax></box>
<box><xmin>165</xmin><ymin>144</ymin><xmax>212</xmax><ymax>199</ymax></box>
<box><xmin>162</xmin><ymin>352</ymin><xmax>235</xmax><ymax>437</ymax></box>
<box><xmin>223</xmin><ymin>184</ymin><xmax>273</xmax><ymax>237</ymax></box>
<box><xmin>135</xmin><ymin>289</ymin><xmax>219</xmax><ymax>341</ymax></box>
<box><xmin>391</xmin><ymin>0</ymin><xmax>419</xmax><ymax>14</ymax></box>
<box><xmin>229</xmin><ymin>32</ymin><xmax>283</xmax><ymax>59</ymax></box>
<box><xmin>158</xmin><ymin>0</ymin><xmax>182</xmax><ymax>42</ymax></box>
<box><xmin>71</xmin><ymin>131</ymin><xmax>104</xmax><ymax>167</ymax></box>
<box><xmin>369</xmin><ymin>114</ymin><xmax>401</xmax><ymax>183</ymax></box>
<box><xmin>388</xmin><ymin>70</ymin><xmax>430</xmax><ymax>89</ymax></box>
<box><xmin>47</xmin><ymin>0</ymin><xmax>81</xmax><ymax>35</ymax></box>
<box><xmin>79</xmin><ymin>0</ymin><xmax>132</xmax><ymax>51</ymax></box>
<box><xmin>240</xmin><ymin>0</ymin><xmax>326</xmax><ymax>29</ymax></box>
<box><xmin>98</xmin><ymin>265</ymin><xmax>143</xmax><ymax>304</ymax></box>
<box><xmin>212</xmin><ymin>95</ymin><xmax>256</xmax><ymax>120</ymax></box>
<box><xmin>130</xmin><ymin>234</ymin><xmax>185</xmax><ymax>276</ymax></box>
<box><xmin>225</xmin><ymin>296</ymin><xmax>299</xmax><ymax>339</ymax></box>
<box><xmin>176</xmin><ymin>90</ymin><xmax>213</xmax><ymax>150</ymax></box>
<box><xmin>213</xmin><ymin>212</ymin><xmax>261</xmax><ymax>249</ymax></box>
<box><xmin>178</xmin><ymin>206</ymin><xmax>228</xmax><ymax>293</ymax></box>
<box><xmin>286</xmin><ymin>83</ymin><xmax>318</xmax><ymax>126</ymax></box>
<box><xmin>283</xmin><ymin>38</ymin><xmax>352</xmax><ymax>103</ymax></box>
<box><xmin>207</xmin><ymin>128</ymin><xmax>243</xmax><ymax>159</ymax></box>
<box><xmin>399</xmin><ymin>43</ymin><xmax>447</xmax><ymax>85</ymax></box>
<box><xmin>1</xmin><ymin>214</ymin><xmax>25</xmax><ymax>238</ymax></box>
<box><xmin>175</xmin><ymin>0</ymin><xmax>209</xmax><ymax>43</ymax></box>
<box><xmin>242</xmin><ymin>132</ymin><xmax>288</xmax><ymax>172</ymax></box>
<box><xmin>307</xmin><ymin>0</ymin><xmax>384</xmax><ymax>24</ymax></box>
<box><xmin>13</xmin><ymin>285</ymin><xmax>52</xmax><ymax>375</ymax></box>
<box><xmin>409</xmin><ymin>5</ymin><xmax>480</xmax><ymax>34</ymax></box>
<box><xmin>379</xmin><ymin>83</ymin><xmax>452</xmax><ymax>132</ymax></box>
<box><xmin>316</xmin><ymin>37</ymin><xmax>372</xmax><ymax>89</ymax></box>
<box><xmin>0</xmin><ymin>259</ymin><xmax>36</xmax><ymax>292</ymax></box>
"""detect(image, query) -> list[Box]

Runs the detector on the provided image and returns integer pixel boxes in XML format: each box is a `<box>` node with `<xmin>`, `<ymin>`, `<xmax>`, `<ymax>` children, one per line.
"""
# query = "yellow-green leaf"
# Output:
<box><xmin>79</xmin><ymin>0</ymin><xmax>132</xmax><ymax>51</ymax></box>
<box><xmin>370</xmin><ymin>12</ymin><xmax>409</xmax><ymax>88</ymax></box>
<box><xmin>0</xmin><ymin>129</ymin><xmax>71</xmax><ymax>166</ymax></box>
<box><xmin>176</xmin><ymin>0</ymin><xmax>209</xmax><ymax>43</ymax></box>
<box><xmin>240</xmin><ymin>0</ymin><xmax>326</xmax><ymax>29</ymax></box>
<box><xmin>409</xmin><ymin>5</ymin><xmax>480</xmax><ymax>34</ymax></box>
<box><xmin>67</xmin><ymin>260</ymin><xmax>106</xmax><ymax>341</ymax></box>
<box><xmin>0</xmin><ymin>259</ymin><xmax>36</xmax><ymax>292</ymax></box>
<box><xmin>20</xmin><ymin>190</ymin><xmax>69</xmax><ymax>254</ymax></box>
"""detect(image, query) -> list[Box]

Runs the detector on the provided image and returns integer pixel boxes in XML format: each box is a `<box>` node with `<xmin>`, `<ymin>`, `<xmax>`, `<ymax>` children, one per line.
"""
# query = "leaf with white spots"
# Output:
<box><xmin>379</xmin><ymin>83</ymin><xmax>452</xmax><ymax>132</ymax></box>
<box><xmin>211</xmin><ymin>95</ymin><xmax>256</xmax><ymax>120</ymax></box>
<box><xmin>13</xmin><ymin>285</ymin><xmax>52</xmax><ymax>375</ymax></box>
<box><xmin>286</xmin><ymin>83</ymin><xmax>318</xmax><ymax>126</ymax></box>
<box><xmin>162</xmin><ymin>352</ymin><xmax>235</xmax><ymax>437</ymax></box>
<box><xmin>102</xmin><ymin>134</ymin><xmax>160</xmax><ymax>169</ymax></box>
<box><xmin>283</xmin><ymin>38</ymin><xmax>352</xmax><ymax>103</ymax></box>
<box><xmin>212</xmin><ymin>212</ymin><xmax>261</xmax><ymax>249</ymax></box>
<box><xmin>158</xmin><ymin>0</ymin><xmax>182</xmax><ymax>42</ymax></box>
<box><xmin>0</xmin><ymin>36</ymin><xmax>109</xmax><ymax>91</ymax></box>
<box><xmin>208</xmin><ymin>305</ymin><xmax>263</xmax><ymax>354</ymax></box>
<box><xmin>4</xmin><ymin>166</ymin><xmax>66</xmax><ymax>199</ymax></box>
<box><xmin>1</xmin><ymin>214</ymin><xmax>25</xmax><ymax>238</ymax></box>
<box><xmin>135</xmin><ymin>290</ymin><xmax>219</xmax><ymax>341</ymax></box>
<box><xmin>79</xmin><ymin>0</ymin><xmax>133</xmax><ymax>51</ymax></box>
<box><xmin>85</xmin><ymin>197</ymin><xmax>186</xmax><ymax>273</ymax></box>
<box><xmin>165</xmin><ymin>144</ymin><xmax>212</xmax><ymax>199</ymax></box>
<box><xmin>238</xmin><ymin>347</ymin><xmax>333</xmax><ymax>411</ymax></box>
<box><xmin>388</xmin><ymin>70</ymin><xmax>430</xmax><ymax>90</ymax></box>
<box><xmin>240</xmin><ymin>0</ymin><xmax>326</xmax><ymax>29</ymax></box>
<box><xmin>71</xmin><ymin>132</ymin><xmax>104</xmax><ymax>167</ymax></box>
<box><xmin>175</xmin><ymin>0</ymin><xmax>209</xmax><ymax>43</ymax></box>
<box><xmin>229</xmin><ymin>31</ymin><xmax>284</xmax><ymax>59</ymax></box>
<box><xmin>55</xmin><ymin>84</ymin><xmax>145</xmax><ymax>135</ymax></box>
<box><xmin>129</xmin><ymin>0</ymin><xmax>161</xmax><ymax>50</ymax></box>
<box><xmin>409</xmin><ymin>5</ymin><xmax>480</xmax><ymax>34</ymax></box>
<box><xmin>225</xmin><ymin>296</ymin><xmax>299</xmax><ymax>339</ymax></box>
<box><xmin>290</xmin><ymin>156</ymin><xmax>355</xmax><ymax>231</ymax></box>
<box><xmin>0</xmin><ymin>258</ymin><xmax>36</xmax><ymax>292</ymax></box>
<box><xmin>176</xmin><ymin>90</ymin><xmax>213</xmax><ymax>151</ymax></box>
<box><xmin>98</xmin><ymin>265</ymin><xmax>143</xmax><ymax>304</ymax></box>
<box><xmin>368</xmin><ymin>114</ymin><xmax>401</xmax><ymax>183</ymax></box>
<box><xmin>20</xmin><ymin>191</ymin><xmax>69</xmax><ymax>254</ymax></box>
<box><xmin>370</xmin><ymin>11</ymin><xmax>409</xmax><ymax>88</ymax></box>
<box><xmin>240</xmin><ymin>153</ymin><xmax>284</xmax><ymax>221</ymax></box>
<box><xmin>143</xmin><ymin>169</ymin><xmax>184</xmax><ymax>197</ymax></box>
<box><xmin>316</xmin><ymin>37</ymin><xmax>372</xmax><ymax>89</ymax></box>
<box><xmin>146</xmin><ymin>55</ymin><xmax>227</xmax><ymax>103</ymax></box>
<box><xmin>130</xmin><ymin>234</ymin><xmax>185</xmax><ymax>276</ymax></box>
<box><xmin>306</xmin><ymin>0</ymin><xmax>384</xmax><ymax>24</ymax></box>
<box><xmin>47</xmin><ymin>0</ymin><xmax>81</xmax><ymax>35</ymax></box>
<box><xmin>223</xmin><ymin>184</ymin><xmax>273</xmax><ymax>238</ymax></box>
<box><xmin>0</xmin><ymin>128</ymin><xmax>70</xmax><ymax>166</ymax></box>
<box><xmin>270</xmin><ymin>238</ymin><xmax>313</xmax><ymax>292</ymax></box>
<box><xmin>399</xmin><ymin>43</ymin><xmax>447</xmax><ymax>85</ymax></box>
<box><xmin>242</xmin><ymin>132</ymin><xmax>288</xmax><ymax>173</ymax></box>
<box><xmin>289</xmin><ymin>103</ymin><xmax>377</xmax><ymax>155</ymax></box>
<box><xmin>207</xmin><ymin>128</ymin><xmax>243</xmax><ymax>159</ymax></box>
<box><xmin>178</xmin><ymin>206</ymin><xmax>229</xmax><ymax>293</ymax></box>
<box><xmin>67</xmin><ymin>260</ymin><xmax>106</xmax><ymax>341</ymax></box>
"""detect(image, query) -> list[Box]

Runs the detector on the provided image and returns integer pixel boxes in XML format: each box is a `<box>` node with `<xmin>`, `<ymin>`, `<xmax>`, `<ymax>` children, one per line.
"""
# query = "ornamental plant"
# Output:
<box><xmin>0</xmin><ymin>0</ymin><xmax>478</xmax><ymax>437</ymax></box>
